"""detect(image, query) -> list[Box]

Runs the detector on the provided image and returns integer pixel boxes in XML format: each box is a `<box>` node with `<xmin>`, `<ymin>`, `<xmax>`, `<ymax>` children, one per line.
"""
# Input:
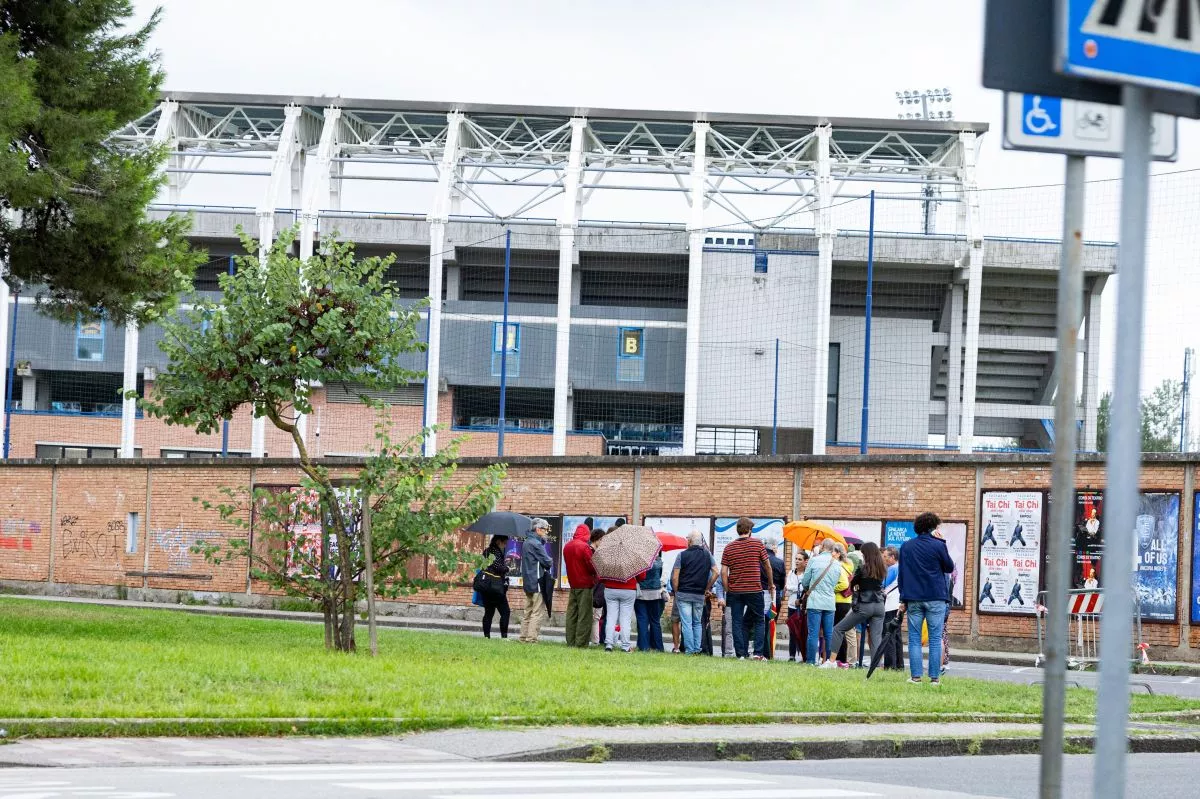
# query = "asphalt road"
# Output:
<box><xmin>4</xmin><ymin>755</ymin><xmax>1200</xmax><ymax>799</ymax></box>
<box><xmin>0</xmin><ymin>760</ymin><xmax>1042</xmax><ymax>799</ymax></box>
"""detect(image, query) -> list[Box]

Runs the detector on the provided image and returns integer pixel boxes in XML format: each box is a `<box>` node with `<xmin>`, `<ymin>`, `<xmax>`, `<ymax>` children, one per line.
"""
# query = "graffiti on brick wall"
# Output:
<box><xmin>59</xmin><ymin>515</ymin><xmax>120</xmax><ymax>561</ymax></box>
<box><xmin>155</xmin><ymin>527</ymin><xmax>218</xmax><ymax>571</ymax></box>
<box><xmin>0</xmin><ymin>519</ymin><xmax>42</xmax><ymax>550</ymax></box>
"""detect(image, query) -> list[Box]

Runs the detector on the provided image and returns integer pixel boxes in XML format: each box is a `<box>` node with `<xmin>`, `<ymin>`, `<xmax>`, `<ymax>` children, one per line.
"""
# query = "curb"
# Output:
<box><xmin>496</xmin><ymin>735</ymin><xmax>1200</xmax><ymax>763</ymax></box>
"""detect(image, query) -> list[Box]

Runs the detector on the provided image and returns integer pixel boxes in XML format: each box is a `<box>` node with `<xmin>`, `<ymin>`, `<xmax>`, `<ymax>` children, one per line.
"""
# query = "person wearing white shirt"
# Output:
<box><xmin>882</xmin><ymin>545</ymin><xmax>903</xmax><ymax>670</ymax></box>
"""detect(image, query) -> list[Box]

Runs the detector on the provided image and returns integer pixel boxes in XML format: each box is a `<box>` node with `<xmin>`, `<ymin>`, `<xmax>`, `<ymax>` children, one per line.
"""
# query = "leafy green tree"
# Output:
<box><xmin>0</xmin><ymin>1</ymin><xmax>201</xmax><ymax>323</ymax></box>
<box><xmin>1095</xmin><ymin>380</ymin><xmax>1181</xmax><ymax>453</ymax></box>
<box><xmin>142</xmin><ymin>230</ymin><xmax>505</xmax><ymax>651</ymax></box>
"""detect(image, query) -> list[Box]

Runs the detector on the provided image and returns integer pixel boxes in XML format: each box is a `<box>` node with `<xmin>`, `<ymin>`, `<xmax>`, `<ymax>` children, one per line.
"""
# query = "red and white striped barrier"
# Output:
<box><xmin>1068</xmin><ymin>591</ymin><xmax>1103</xmax><ymax>614</ymax></box>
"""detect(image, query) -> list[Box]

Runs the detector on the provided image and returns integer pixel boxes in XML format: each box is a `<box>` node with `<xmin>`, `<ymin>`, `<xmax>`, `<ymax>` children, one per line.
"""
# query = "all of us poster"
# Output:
<box><xmin>1070</xmin><ymin>491</ymin><xmax>1180</xmax><ymax>622</ymax></box>
<box><xmin>977</xmin><ymin>491</ymin><xmax>1044</xmax><ymax>615</ymax></box>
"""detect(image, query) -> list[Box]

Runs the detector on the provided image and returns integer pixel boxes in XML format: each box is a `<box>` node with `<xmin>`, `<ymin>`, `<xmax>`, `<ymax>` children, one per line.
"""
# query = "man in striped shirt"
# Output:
<box><xmin>720</xmin><ymin>517</ymin><xmax>775</xmax><ymax>659</ymax></box>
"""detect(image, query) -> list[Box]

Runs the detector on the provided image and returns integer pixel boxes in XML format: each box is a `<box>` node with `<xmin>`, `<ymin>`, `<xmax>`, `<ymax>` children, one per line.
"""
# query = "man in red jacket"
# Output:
<box><xmin>562</xmin><ymin>517</ymin><xmax>597</xmax><ymax>647</ymax></box>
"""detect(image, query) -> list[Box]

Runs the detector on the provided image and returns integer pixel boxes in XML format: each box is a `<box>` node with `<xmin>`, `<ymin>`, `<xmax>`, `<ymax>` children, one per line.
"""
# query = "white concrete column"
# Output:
<box><xmin>810</xmin><ymin>125</ymin><xmax>835</xmax><ymax>455</ymax></box>
<box><xmin>1081</xmin><ymin>275</ymin><xmax>1108</xmax><ymax>451</ymax></box>
<box><xmin>945</xmin><ymin>282</ymin><xmax>965</xmax><ymax>447</ymax></box>
<box><xmin>152</xmin><ymin>101</ymin><xmax>180</xmax><ymax>204</ymax></box>
<box><xmin>958</xmin><ymin>131</ymin><xmax>984</xmax><ymax>454</ymax></box>
<box><xmin>120</xmin><ymin>322</ymin><xmax>138</xmax><ymax>458</ymax></box>
<box><xmin>682</xmin><ymin>122</ymin><xmax>710</xmax><ymax>456</ymax></box>
<box><xmin>423</xmin><ymin>112</ymin><xmax>464</xmax><ymax>457</ymax></box>
<box><xmin>552</xmin><ymin>118</ymin><xmax>587</xmax><ymax>456</ymax></box>
<box><xmin>294</xmin><ymin>108</ymin><xmax>342</xmax><ymax>459</ymax></box>
<box><xmin>251</xmin><ymin>105</ymin><xmax>303</xmax><ymax>458</ymax></box>
<box><xmin>21</xmin><ymin>375</ymin><xmax>35</xmax><ymax>410</ymax></box>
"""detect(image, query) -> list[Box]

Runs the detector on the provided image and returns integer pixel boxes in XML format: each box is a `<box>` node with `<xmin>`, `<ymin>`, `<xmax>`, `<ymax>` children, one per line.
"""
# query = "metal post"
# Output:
<box><xmin>361</xmin><ymin>491</ymin><xmax>377</xmax><ymax>657</ymax></box>
<box><xmin>1094</xmin><ymin>85</ymin><xmax>1153</xmax><ymax>799</ymax></box>
<box><xmin>222</xmin><ymin>261</ymin><xmax>234</xmax><ymax>457</ymax></box>
<box><xmin>1182</xmin><ymin>348</ymin><xmax>1194</xmax><ymax>452</ymax></box>
<box><xmin>1039</xmin><ymin>154</ymin><xmax>1086</xmax><ymax>799</ymax></box>
<box><xmin>3</xmin><ymin>292</ymin><xmax>18</xmax><ymax>460</ymax></box>
<box><xmin>861</xmin><ymin>190</ymin><xmax>876</xmax><ymax>455</ymax></box>
<box><xmin>772</xmin><ymin>338</ymin><xmax>779</xmax><ymax>456</ymax></box>
<box><xmin>0</xmin><ymin>279</ymin><xmax>9</xmax><ymax>460</ymax></box>
<box><xmin>498</xmin><ymin>230</ymin><xmax>511</xmax><ymax>457</ymax></box>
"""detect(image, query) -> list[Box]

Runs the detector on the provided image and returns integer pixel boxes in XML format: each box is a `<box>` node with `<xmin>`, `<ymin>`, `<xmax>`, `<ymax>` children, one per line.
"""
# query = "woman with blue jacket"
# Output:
<box><xmin>635</xmin><ymin>554</ymin><xmax>666</xmax><ymax>651</ymax></box>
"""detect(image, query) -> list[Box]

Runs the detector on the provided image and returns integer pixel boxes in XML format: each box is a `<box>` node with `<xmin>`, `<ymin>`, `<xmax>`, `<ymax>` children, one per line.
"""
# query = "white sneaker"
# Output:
<box><xmin>817</xmin><ymin>660</ymin><xmax>836</xmax><ymax>669</ymax></box>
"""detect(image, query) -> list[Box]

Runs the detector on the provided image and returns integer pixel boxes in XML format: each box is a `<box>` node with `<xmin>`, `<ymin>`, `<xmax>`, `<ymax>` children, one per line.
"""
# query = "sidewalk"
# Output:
<box><xmin>8</xmin><ymin>593</ymin><xmax>1195</xmax><ymax>674</ymax></box>
<box><xmin>5</xmin><ymin>721</ymin><xmax>1200</xmax><ymax>767</ymax></box>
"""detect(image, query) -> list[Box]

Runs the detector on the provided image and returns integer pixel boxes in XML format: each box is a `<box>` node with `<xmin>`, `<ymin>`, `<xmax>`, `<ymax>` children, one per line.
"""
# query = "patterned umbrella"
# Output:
<box><xmin>592</xmin><ymin>524</ymin><xmax>662</xmax><ymax>582</ymax></box>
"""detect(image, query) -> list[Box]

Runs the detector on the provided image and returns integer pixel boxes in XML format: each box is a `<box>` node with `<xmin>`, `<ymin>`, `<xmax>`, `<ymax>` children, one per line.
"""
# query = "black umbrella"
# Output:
<box><xmin>467</xmin><ymin>511</ymin><xmax>532</xmax><ymax>538</ymax></box>
<box><xmin>867</xmin><ymin>609</ymin><xmax>905</xmax><ymax>679</ymax></box>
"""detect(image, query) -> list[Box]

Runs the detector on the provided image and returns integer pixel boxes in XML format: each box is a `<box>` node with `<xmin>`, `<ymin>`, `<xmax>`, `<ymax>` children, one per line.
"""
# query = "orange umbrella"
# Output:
<box><xmin>783</xmin><ymin>520</ymin><xmax>845</xmax><ymax>552</ymax></box>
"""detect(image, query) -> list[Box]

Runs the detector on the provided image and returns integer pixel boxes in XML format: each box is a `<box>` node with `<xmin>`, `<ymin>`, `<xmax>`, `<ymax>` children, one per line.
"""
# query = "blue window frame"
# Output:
<box><xmin>76</xmin><ymin>318</ymin><xmax>105</xmax><ymax>362</ymax></box>
<box><xmin>617</xmin><ymin>327</ymin><xmax>645</xmax><ymax>382</ymax></box>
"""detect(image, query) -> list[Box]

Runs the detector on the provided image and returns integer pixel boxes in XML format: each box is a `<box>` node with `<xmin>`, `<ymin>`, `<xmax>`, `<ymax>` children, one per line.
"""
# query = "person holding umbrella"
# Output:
<box><xmin>519</xmin><ymin>518</ymin><xmax>554</xmax><ymax>644</ymax></box>
<box><xmin>593</xmin><ymin>523</ymin><xmax>660</xmax><ymax>653</ymax></box>
<box><xmin>785</xmin><ymin>551</ymin><xmax>810</xmax><ymax>662</ymax></box>
<box><xmin>478</xmin><ymin>535</ymin><xmax>511</xmax><ymax>639</ymax></box>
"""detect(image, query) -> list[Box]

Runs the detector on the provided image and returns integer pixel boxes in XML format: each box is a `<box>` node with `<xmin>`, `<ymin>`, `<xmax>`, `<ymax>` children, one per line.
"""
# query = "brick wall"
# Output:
<box><xmin>0</xmin><ymin>454</ymin><xmax>1196</xmax><ymax>659</ymax></box>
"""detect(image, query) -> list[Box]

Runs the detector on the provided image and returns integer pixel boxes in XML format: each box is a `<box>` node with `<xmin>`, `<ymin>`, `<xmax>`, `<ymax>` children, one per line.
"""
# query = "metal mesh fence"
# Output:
<box><xmin>3</xmin><ymin>170</ymin><xmax>1199</xmax><ymax>459</ymax></box>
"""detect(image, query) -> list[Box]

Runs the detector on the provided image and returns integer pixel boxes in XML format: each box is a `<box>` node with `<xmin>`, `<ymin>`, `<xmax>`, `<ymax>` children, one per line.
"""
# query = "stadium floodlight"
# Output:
<box><xmin>893</xmin><ymin>88</ymin><xmax>955</xmax><ymax>121</ymax></box>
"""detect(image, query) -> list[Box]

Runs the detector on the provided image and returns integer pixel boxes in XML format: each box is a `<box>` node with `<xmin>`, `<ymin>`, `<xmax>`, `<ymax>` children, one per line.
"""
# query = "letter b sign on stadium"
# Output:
<box><xmin>1059</xmin><ymin>0</ymin><xmax>1200</xmax><ymax>95</ymax></box>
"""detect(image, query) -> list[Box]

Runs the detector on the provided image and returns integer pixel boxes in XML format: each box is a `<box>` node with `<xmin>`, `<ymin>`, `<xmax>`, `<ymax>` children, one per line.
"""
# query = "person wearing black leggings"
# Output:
<box><xmin>480</xmin><ymin>535</ymin><xmax>511</xmax><ymax>638</ymax></box>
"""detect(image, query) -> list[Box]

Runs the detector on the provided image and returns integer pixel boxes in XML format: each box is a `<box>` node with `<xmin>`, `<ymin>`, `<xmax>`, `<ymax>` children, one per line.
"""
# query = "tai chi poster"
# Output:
<box><xmin>977</xmin><ymin>491</ymin><xmax>1044</xmax><ymax>615</ymax></box>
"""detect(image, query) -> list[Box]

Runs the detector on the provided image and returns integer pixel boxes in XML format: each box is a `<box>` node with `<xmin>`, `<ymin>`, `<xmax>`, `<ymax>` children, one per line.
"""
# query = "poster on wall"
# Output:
<box><xmin>560</xmin><ymin>516</ymin><xmax>622</xmax><ymax>587</ymax></box>
<box><xmin>1073</xmin><ymin>490</ymin><xmax>1104</xmax><ymax>589</ymax></box>
<box><xmin>884</xmin><ymin>520</ymin><xmax>915</xmax><ymax>549</ymax></box>
<box><xmin>645</xmin><ymin>517</ymin><xmax>715</xmax><ymax>585</ymax></box>
<box><xmin>257</xmin><ymin>485</ymin><xmax>361</xmax><ymax>581</ymax></box>
<box><xmin>1135</xmin><ymin>492</ymin><xmax>1180</xmax><ymax>622</ymax></box>
<box><xmin>713</xmin><ymin>517</ymin><xmax>785</xmax><ymax>563</ymax></box>
<box><xmin>882</xmin><ymin>520</ymin><xmax>968</xmax><ymax>608</ymax></box>
<box><xmin>811</xmin><ymin>519</ymin><xmax>884</xmax><ymax>547</ymax></box>
<box><xmin>503</xmin><ymin>515</ymin><xmax>560</xmax><ymax>588</ymax></box>
<box><xmin>1191</xmin><ymin>493</ymin><xmax>1200</xmax><ymax>624</ymax></box>
<box><xmin>977</xmin><ymin>491</ymin><xmax>1044</xmax><ymax>615</ymax></box>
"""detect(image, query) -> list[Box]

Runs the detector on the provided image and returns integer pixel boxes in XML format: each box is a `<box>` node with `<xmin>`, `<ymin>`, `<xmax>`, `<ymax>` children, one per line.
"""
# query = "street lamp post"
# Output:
<box><xmin>895</xmin><ymin>89</ymin><xmax>954</xmax><ymax>235</ymax></box>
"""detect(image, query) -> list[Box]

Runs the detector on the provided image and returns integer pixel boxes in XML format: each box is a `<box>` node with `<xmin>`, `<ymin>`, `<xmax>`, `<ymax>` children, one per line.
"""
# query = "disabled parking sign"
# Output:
<box><xmin>1004</xmin><ymin>92</ymin><xmax>1178</xmax><ymax>159</ymax></box>
<box><xmin>1022</xmin><ymin>94</ymin><xmax>1062</xmax><ymax>136</ymax></box>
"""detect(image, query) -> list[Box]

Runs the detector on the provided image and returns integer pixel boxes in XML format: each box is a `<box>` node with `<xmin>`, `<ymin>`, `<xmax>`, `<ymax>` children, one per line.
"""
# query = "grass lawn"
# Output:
<box><xmin>1</xmin><ymin>597</ymin><xmax>1196</xmax><ymax>736</ymax></box>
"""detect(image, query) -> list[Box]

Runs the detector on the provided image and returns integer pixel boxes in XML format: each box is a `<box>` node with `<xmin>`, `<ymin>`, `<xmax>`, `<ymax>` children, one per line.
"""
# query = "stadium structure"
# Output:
<box><xmin>0</xmin><ymin>93</ymin><xmax>1114</xmax><ymax>460</ymax></box>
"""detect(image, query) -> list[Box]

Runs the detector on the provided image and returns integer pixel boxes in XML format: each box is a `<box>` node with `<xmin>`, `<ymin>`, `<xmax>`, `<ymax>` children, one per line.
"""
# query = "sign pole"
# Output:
<box><xmin>1039</xmin><ymin>154</ymin><xmax>1085</xmax><ymax>799</ymax></box>
<box><xmin>1094</xmin><ymin>85</ymin><xmax>1154</xmax><ymax>799</ymax></box>
<box><xmin>361</xmin><ymin>491</ymin><xmax>378</xmax><ymax>657</ymax></box>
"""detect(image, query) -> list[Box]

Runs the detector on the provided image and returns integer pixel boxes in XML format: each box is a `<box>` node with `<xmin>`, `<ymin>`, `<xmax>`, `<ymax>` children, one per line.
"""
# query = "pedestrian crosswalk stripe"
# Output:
<box><xmin>156</xmin><ymin>762</ymin><xmax>616</xmax><ymax>774</ymax></box>
<box><xmin>427</xmin><ymin>787</ymin><xmax>878</xmax><ymax>791</ymax></box>
<box><xmin>336</xmin><ymin>776</ymin><xmax>767</xmax><ymax>791</ymax></box>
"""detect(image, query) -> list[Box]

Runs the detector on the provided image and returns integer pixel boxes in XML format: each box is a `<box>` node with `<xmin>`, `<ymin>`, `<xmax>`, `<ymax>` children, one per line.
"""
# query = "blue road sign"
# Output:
<box><xmin>1061</xmin><ymin>0</ymin><xmax>1200</xmax><ymax>94</ymax></box>
<box><xmin>1021</xmin><ymin>94</ymin><xmax>1063</xmax><ymax>136</ymax></box>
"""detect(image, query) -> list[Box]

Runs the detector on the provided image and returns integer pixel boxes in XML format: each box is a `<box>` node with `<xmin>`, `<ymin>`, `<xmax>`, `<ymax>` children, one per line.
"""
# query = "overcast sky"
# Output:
<box><xmin>135</xmin><ymin>0</ymin><xmax>1200</xmax><ymax>407</ymax></box>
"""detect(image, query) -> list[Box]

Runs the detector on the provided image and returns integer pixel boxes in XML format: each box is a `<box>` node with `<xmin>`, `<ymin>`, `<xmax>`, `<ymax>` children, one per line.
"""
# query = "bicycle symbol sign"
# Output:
<box><xmin>1022</xmin><ymin>95</ymin><xmax>1062</xmax><ymax>137</ymax></box>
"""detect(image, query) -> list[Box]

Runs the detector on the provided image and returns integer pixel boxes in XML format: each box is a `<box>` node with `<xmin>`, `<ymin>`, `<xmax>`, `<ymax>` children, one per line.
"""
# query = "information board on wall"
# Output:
<box><xmin>645</xmin><ymin>517</ymin><xmax>714</xmax><ymax>585</ymax></box>
<box><xmin>1136</xmin><ymin>492</ymin><xmax>1180</xmax><ymax>622</ymax></box>
<box><xmin>713</xmin><ymin>517</ymin><xmax>785</xmax><ymax>563</ymax></box>
<box><xmin>810</xmin><ymin>519</ymin><xmax>884</xmax><ymax>547</ymax></box>
<box><xmin>1191</xmin><ymin>493</ymin><xmax>1200</xmax><ymax>624</ymax></box>
<box><xmin>977</xmin><ymin>491</ymin><xmax>1045</xmax><ymax>615</ymax></box>
<box><xmin>883</xmin><ymin>519</ymin><xmax>968</xmax><ymax>609</ymax></box>
<box><xmin>560</xmin><ymin>516</ymin><xmax>622</xmax><ymax>588</ymax></box>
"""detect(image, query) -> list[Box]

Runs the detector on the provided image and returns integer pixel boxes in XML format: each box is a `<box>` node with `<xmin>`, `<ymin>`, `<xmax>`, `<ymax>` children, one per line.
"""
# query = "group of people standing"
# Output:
<box><xmin>474</xmin><ymin>511</ymin><xmax>957</xmax><ymax>685</ymax></box>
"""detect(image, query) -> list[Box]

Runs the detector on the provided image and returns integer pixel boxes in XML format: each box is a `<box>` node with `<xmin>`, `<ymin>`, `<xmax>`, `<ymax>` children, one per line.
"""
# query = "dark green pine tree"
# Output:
<box><xmin>0</xmin><ymin>1</ymin><xmax>201</xmax><ymax>323</ymax></box>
